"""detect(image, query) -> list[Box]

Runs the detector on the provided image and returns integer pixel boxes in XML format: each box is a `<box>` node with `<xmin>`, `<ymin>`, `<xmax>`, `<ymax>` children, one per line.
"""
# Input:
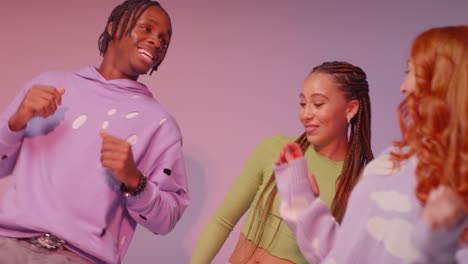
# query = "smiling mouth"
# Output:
<box><xmin>305</xmin><ymin>125</ymin><xmax>319</xmax><ymax>134</ymax></box>
<box><xmin>138</xmin><ymin>49</ymin><xmax>155</xmax><ymax>61</ymax></box>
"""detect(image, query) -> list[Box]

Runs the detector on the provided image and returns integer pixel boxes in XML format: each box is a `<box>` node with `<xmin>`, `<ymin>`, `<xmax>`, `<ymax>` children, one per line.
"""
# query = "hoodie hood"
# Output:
<box><xmin>72</xmin><ymin>66</ymin><xmax>154</xmax><ymax>97</ymax></box>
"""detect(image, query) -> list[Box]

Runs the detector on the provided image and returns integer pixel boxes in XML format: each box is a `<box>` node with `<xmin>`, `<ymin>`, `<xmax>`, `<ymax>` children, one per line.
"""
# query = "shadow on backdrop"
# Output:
<box><xmin>123</xmin><ymin>152</ymin><xmax>207</xmax><ymax>263</ymax></box>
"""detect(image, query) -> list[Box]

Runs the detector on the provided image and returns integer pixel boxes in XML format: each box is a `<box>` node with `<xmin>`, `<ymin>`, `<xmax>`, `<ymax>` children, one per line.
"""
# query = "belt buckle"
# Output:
<box><xmin>28</xmin><ymin>233</ymin><xmax>65</xmax><ymax>251</ymax></box>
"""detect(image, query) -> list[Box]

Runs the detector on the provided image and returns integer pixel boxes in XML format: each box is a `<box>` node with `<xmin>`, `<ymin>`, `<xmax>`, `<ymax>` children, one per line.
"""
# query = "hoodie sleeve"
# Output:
<box><xmin>0</xmin><ymin>82</ymin><xmax>32</xmax><ymax>177</ymax></box>
<box><xmin>274</xmin><ymin>157</ymin><xmax>340</xmax><ymax>263</ymax></box>
<box><xmin>124</xmin><ymin>116</ymin><xmax>190</xmax><ymax>235</ymax></box>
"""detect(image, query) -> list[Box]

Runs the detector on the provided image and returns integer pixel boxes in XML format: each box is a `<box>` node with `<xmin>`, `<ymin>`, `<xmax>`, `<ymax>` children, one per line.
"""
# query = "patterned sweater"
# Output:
<box><xmin>274</xmin><ymin>147</ymin><xmax>467</xmax><ymax>263</ymax></box>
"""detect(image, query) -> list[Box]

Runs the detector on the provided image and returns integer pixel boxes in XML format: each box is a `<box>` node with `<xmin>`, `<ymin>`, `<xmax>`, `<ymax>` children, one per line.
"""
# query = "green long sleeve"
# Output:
<box><xmin>190</xmin><ymin>136</ymin><xmax>273</xmax><ymax>263</ymax></box>
<box><xmin>191</xmin><ymin>135</ymin><xmax>342</xmax><ymax>263</ymax></box>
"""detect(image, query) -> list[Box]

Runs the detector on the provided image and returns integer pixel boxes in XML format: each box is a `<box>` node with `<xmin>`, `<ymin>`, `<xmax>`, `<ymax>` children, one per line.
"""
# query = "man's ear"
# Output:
<box><xmin>346</xmin><ymin>99</ymin><xmax>359</xmax><ymax>123</ymax></box>
<box><xmin>106</xmin><ymin>22</ymin><xmax>114</xmax><ymax>37</ymax></box>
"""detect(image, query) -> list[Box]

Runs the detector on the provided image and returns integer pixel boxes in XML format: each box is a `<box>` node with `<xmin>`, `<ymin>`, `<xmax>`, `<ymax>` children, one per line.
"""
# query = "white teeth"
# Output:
<box><xmin>138</xmin><ymin>49</ymin><xmax>153</xmax><ymax>59</ymax></box>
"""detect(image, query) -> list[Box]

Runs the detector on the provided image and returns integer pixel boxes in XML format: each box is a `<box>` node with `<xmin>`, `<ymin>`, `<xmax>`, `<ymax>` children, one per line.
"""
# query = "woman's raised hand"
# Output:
<box><xmin>275</xmin><ymin>142</ymin><xmax>319</xmax><ymax>196</ymax></box>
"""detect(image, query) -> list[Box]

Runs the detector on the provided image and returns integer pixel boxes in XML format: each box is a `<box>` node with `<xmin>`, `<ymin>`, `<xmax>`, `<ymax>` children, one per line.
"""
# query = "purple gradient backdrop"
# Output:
<box><xmin>0</xmin><ymin>0</ymin><xmax>466</xmax><ymax>263</ymax></box>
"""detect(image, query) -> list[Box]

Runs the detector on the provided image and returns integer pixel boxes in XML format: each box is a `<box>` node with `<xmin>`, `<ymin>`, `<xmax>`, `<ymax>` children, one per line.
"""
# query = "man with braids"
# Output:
<box><xmin>274</xmin><ymin>25</ymin><xmax>468</xmax><ymax>263</ymax></box>
<box><xmin>191</xmin><ymin>61</ymin><xmax>374</xmax><ymax>263</ymax></box>
<box><xmin>0</xmin><ymin>0</ymin><xmax>189</xmax><ymax>263</ymax></box>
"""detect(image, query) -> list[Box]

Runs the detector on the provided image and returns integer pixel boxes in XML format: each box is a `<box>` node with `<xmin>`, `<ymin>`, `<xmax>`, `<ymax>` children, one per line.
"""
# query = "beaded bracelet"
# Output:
<box><xmin>120</xmin><ymin>172</ymin><xmax>147</xmax><ymax>197</ymax></box>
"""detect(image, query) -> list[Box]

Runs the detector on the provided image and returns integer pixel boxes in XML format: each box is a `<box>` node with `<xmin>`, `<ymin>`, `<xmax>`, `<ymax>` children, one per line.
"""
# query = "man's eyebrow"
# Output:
<box><xmin>144</xmin><ymin>18</ymin><xmax>172</xmax><ymax>36</ymax></box>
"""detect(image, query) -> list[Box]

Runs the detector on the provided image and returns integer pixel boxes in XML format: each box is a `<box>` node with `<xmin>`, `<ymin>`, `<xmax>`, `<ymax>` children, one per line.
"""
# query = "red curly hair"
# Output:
<box><xmin>391</xmin><ymin>25</ymin><xmax>468</xmax><ymax>209</ymax></box>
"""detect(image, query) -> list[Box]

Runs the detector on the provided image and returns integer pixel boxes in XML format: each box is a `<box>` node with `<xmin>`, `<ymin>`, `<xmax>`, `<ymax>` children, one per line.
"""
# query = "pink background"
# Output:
<box><xmin>0</xmin><ymin>0</ymin><xmax>466</xmax><ymax>263</ymax></box>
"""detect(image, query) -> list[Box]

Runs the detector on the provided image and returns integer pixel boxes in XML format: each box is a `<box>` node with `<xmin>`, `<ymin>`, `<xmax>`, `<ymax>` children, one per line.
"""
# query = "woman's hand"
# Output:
<box><xmin>275</xmin><ymin>142</ymin><xmax>319</xmax><ymax>196</ymax></box>
<box><xmin>275</xmin><ymin>142</ymin><xmax>304</xmax><ymax>165</ymax></box>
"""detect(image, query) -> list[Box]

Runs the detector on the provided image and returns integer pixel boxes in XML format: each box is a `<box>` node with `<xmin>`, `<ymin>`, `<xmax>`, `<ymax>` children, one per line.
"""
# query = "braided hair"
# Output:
<box><xmin>98</xmin><ymin>0</ymin><xmax>170</xmax><ymax>74</ymax></box>
<box><xmin>312</xmin><ymin>61</ymin><xmax>374</xmax><ymax>222</ymax></box>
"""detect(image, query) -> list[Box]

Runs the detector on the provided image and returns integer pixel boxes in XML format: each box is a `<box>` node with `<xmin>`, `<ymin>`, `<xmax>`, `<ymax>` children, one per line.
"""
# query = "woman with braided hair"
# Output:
<box><xmin>274</xmin><ymin>25</ymin><xmax>468</xmax><ymax>263</ymax></box>
<box><xmin>191</xmin><ymin>61</ymin><xmax>374</xmax><ymax>263</ymax></box>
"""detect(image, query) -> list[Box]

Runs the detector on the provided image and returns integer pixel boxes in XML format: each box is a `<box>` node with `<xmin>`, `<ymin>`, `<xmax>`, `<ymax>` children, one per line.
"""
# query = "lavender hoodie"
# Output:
<box><xmin>0</xmin><ymin>66</ymin><xmax>190</xmax><ymax>263</ymax></box>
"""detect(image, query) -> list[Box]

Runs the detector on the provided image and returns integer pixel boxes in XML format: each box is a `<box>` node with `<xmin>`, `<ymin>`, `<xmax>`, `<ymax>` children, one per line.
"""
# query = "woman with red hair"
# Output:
<box><xmin>274</xmin><ymin>25</ymin><xmax>468</xmax><ymax>263</ymax></box>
